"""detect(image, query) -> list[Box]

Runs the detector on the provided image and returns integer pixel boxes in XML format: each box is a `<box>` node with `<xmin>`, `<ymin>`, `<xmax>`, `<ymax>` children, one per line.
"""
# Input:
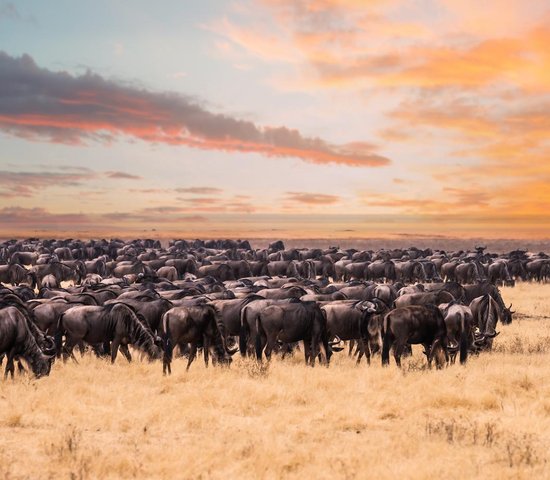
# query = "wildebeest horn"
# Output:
<box><xmin>329</xmin><ymin>335</ymin><xmax>343</xmax><ymax>346</ymax></box>
<box><xmin>42</xmin><ymin>336</ymin><xmax>57</xmax><ymax>355</ymax></box>
<box><xmin>485</xmin><ymin>331</ymin><xmax>500</xmax><ymax>338</ymax></box>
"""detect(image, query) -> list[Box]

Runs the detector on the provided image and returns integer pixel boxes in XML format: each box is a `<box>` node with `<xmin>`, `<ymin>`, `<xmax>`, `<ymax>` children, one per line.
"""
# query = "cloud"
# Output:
<box><xmin>0</xmin><ymin>169</ymin><xmax>93</xmax><ymax>197</ymax></box>
<box><xmin>176</xmin><ymin>195</ymin><xmax>257</xmax><ymax>213</ymax></box>
<box><xmin>127</xmin><ymin>188</ymin><xmax>166</xmax><ymax>194</ymax></box>
<box><xmin>0</xmin><ymin>2</ymin><xmax>21</xmax><ymax>20</ymax></box>
<box><xmin>0</xmin><ymin>2</ymin><xmax>36</xmax><ymax>24</ymax></box>
<box><xmin>175</xmin><ymin>187</ymin><xmax>224</xmax><ymax>195</ymax></box>
<box><xmin>0</xmin><ymin>206</ymin><xmax>90</xmax><ymax>225</ymax></box>
<box><xmin>105</xmin><ymin>171</ymin><xmax>143</xmax><ymax>180</ymax></box>
<box><xmin>0</xmin><ymin>51</ymin><xmax>390</xmax><ymax>168</ymax></box>
<box><xmin>285</xmin><ymin>192</ymin><xmax>340</xmax><ymax>205</ymax></box>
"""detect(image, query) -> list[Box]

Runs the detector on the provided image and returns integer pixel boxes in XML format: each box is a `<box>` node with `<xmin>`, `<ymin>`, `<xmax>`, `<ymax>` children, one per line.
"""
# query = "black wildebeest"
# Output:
<box><xmin>254</xmin><ymin>301</ymin><xmax>329</xmax><ymax>366</ymax></box>
<box><xmin>57</xmin><ymin>303</ymin><xmax>161</xmax><ymax>363</ymax></box>
<box><xmin>161</xmin><ymin>304</ymin><xmax>233</xmax><ymax>374</ymax></box>
<box><xmin>382</xmin><ymin>305</ymin><xmax>448</xmax><ymax>368</ymax></box>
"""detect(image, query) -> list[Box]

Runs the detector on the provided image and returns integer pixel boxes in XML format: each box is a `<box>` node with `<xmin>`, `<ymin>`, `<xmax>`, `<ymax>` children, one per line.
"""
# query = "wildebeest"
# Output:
<box><xmin>0</xmin><ymin>304</ymin><xmax>54</xmax><ymax>378</ymax></box>
<box><xmin>382</xmin><ymin>305</ymin><xmax>448</xmax><ymax>368</ymax></box>
<box><xmin>463</xmin><ymin>283</ymin><xmax>513</xmax><ymax>324</ymax></box>
<box><xmin>210</xmin><ymin>295</ymin><xmax>263</xmax><ymax>353</ymax></box>
<box><xmin>439</xmin><ymin>303</ymin><xmax>472</xmax><ymax>364</ymax></box>
<box><xmin>254</xmin><ymin>301</ymin><xmax>329</xmax><ymax>366</ymax></box>
<box><xmin>321</xmin><ymin>300</ymin><xmax>379</xmax><ymax>365</ymax></box>
<box><xmin>394</xmin><ymin>290</ymin><xmax>454</xmax><ymax>309</ymax></box>
<box><xmin>57</xmin><ymin>303</ymin><xmax>161</xmax><ymax>363</ymax></box>
<box><xmin>161</xmin><ymin>304</ymin><xmax>233</xmax><ymax>374</ymax></box>
<box><xmin>469</xmin><ymin>295</ymin><xmax>501</xmax><ymax>351</ymax></box>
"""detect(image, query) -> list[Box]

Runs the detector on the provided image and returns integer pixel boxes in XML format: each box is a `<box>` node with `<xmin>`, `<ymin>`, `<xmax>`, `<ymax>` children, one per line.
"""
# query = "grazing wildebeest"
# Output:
<box><xmin>455</xmin><ymin>262</ymin><xmax>482</xmax><ymax>284</ymax></box>
<box><xmin>58</xmin><ymin>303</ymin><xmax>161</xmax><ymax>363</ymax></box>
<box><xmin>254</xmin><ymin>301</ymin><xmax>329</xmax><ymax>366</ymax></box>
<box><xmin>161</xmin><ymin>304</ymin><xmax>233</xmax><ymax>374</ymax></box>
<box><xmin>0</xmin><ymin>263</ymin><xmax>30</xmax><ymax>286</ymax></box>
<box><xmin>439</xmin><ymin>303</ymin><xmax>472</xmax><ymax>364</ymax></box>
<box><xmin>0</xmin><ymin>305</ymin><xmax>54</xmax><ymax>378</ymax></box>
<box><xmin>321</xmin><ymin>300</ymin><xmax>379</xmax><ymax>365</ymax></box>
<box><xmin>238</xmin><ymin>298</ymin><xmax>301</xmax><ymax>356</ymax></box>
<box><xmin>367</xmin><ymin>260</ymin><xmax>395</xmax><ymax>283</ymax></box>
<box><xmin>382</xmin><ymin>305</ymin><xmax>448</xmax><ymax>368</ymax></box>
<box><xmin>469</xmin><ymin>295</ymin><xmax>501</xmax><ymax>351</ymax></box>
<box><xmin>488</xmin><ymin>261</ymin><xmax>513</xmax><ymax>286</ymax></box>
<box><xmin>210</xmin><ymin>295</ymin><xmax>263</xmax><ymax>353</ymax></box>
<box><xmin>105</xmin><ymin>297</ymin><xmax>174</xmax><ymax>333</ymax></box>
<box><xmin>32</xmin><ymin>301</ymin><xmax>86</xmax><ymax>337</ymax></box>
<box><xmin>463</xmin><ymin>283</ymin><xmax>513</xmax><ymax>324</ymax></box>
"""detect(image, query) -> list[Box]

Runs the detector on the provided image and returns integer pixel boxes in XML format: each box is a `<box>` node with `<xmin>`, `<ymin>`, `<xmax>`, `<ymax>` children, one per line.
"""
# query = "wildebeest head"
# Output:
<box><xmin>501</xmin><ymin>303</ymin><xmax>514</xmax><ymax>325</ymax></box>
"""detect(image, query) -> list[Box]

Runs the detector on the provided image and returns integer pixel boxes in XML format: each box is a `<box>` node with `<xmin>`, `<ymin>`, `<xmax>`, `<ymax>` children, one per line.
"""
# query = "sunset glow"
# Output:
<box><xmin>0</xmin><ymin>1</ymin><xmax>548</xmax><ymax>239</ymax></box>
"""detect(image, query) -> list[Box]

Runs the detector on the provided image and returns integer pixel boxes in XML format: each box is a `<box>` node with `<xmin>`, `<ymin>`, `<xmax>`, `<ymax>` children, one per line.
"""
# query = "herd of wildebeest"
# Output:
<box><xmin>1</xmin><ymin>237</ymin><xmax>547</xmax><ymax>379</ymax></box>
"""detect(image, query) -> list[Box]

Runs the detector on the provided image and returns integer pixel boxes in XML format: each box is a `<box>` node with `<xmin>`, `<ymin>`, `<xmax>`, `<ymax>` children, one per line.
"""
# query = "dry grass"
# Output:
<box><xmin>1</xmin><ymin>284</ymin><xmax>550</xmax><ymax>479</ymax></box>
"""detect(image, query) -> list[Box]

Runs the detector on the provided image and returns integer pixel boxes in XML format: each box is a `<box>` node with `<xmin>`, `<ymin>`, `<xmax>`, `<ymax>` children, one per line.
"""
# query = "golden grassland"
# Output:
<box><xmin>1</xmin><ymin>284</ymin><xmax>550</xmax><ymax>479</ymax></box>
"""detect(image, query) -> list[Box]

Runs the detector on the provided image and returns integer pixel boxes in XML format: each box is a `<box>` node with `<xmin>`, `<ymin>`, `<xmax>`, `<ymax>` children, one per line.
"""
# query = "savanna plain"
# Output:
<box><xmin>1</xmin><ymin>283</ymin><xmax>550</xmax><ymax>479</ymax></box>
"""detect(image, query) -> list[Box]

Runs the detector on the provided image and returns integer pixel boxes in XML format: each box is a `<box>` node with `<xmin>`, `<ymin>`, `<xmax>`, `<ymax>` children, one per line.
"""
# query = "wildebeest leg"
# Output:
<box><xmin>77</xmin><ymin>342</ymin><xmax>86</xmax><ymax>357</ymax></box>
<box><xmin>17</xmin><ymin>360</ymin><xmax>26</xmax><ymax>375</ymax></box>
<box><xmin>120</xmin><ymin>344</ymin><xmax>132</xmax><ymax>362</ymax></box>
<box><xmin>427</xmin><ymin>339</ymin><xmax>444</xmax><ymax>369</ymax></box>
<box><xmin>4</xmin><ymin>350</ymin><xmax>16</xmax><ymax>379</ymax></box>
<box><xmin>393</xmin><ymin>342</ymin><xmax>407</xmax><ymax>368</ymax></box>
<box><xmin>348</xmin><ymin>339</ymin><xmax>355</xmax><ymax>357</ymax></box>
<box><xmin>309</xmin><ymin>335</ymin><xmax>321</xmax><ymax>367</ymax></box>
<box><xmin>111</xmin><ymin>339</ymin><xmax>120</xmax><ymax>364</ymax></box>
<box><xmin>186</xmin><ymin>344</ymin><xmax>197</xmax><ymax>371</ymax></box>
<box><xmin>62</xmin><ymin>338</ymin><xmax>79</xmax><ymax>364</ymax></box>
<box><xmin>264</xmin><ymin>334</ymin><xmax>277</xmax><ymax>362</ymax></box>
<box><xmin>356</xmin><ymin>338</ymin><xmax>370</xmax><ymax>365</ymax></box>
<box><xmin>303</xmin><ymin>341</ymin><xmax>312</xmax><ymax>365</ymax></box>
<box><xmin>203</xmin><ymin>336</ymin><xmax>210</xmax><ymax>368</ymax></box>
<box><xmin>402</xmin><ymin>344</ymin><xmax>412</xmax><ymax>357</ymax></box>
<box><xmin>450</xmin><ymin>351</ymin><xmax>457</xmax><ymax>365</ymax></box>
<box><xmin>254</xmin><ymin>332</ymin><xmax>267</xmax><ymax>362</ymax></box>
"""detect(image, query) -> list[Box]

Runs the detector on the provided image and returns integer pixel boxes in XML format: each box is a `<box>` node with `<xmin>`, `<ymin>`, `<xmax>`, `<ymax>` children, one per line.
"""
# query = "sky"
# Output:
<box><xmin>0</xmin><ymin>0</ymin><xmax>548</xmax><ymax>239</ymax></box>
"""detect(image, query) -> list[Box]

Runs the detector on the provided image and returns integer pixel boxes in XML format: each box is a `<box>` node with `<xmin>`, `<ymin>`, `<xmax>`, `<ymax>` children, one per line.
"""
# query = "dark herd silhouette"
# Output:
<box><xmin>0</xmin><ymin>238</ymin><xmax>539</xmax><ymax>378</ymax></box>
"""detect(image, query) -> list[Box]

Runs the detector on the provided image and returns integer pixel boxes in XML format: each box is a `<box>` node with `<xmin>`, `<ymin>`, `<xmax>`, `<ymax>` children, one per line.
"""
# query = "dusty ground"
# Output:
<box><xmin>1</xmin><ymin>283</ymin><xmax>550</xmax><ymax>479</ymax></box>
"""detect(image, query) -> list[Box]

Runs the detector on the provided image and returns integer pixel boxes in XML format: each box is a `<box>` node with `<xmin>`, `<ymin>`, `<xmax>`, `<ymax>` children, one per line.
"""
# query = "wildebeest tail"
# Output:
<box><xmin>381</xmin><ymin>313</ymin><xmax>391</xmax><ymax>366</ymax></box>
<box><xmin>162</xmin><ymin>313</ymin><xmax>173</xmax><ymax>363</ymax></box>
<box><xmin>254</xmin><ymin>314</ymin><xmax>263</xmax><ymax>361</ymax></box>
<box><xmin>459</xmin><ymin>311</ymin><xmax>468</xmax><ymax>365</ymax></box>
<box><xmin>54</xmin><ymin>314</ymin><xmax>65</xmax><ymax>358</ymax></box>
<box><xmin>239</xmin><ymin>305</ymin><xmax>250</xmax><ymax>357</ymax></box>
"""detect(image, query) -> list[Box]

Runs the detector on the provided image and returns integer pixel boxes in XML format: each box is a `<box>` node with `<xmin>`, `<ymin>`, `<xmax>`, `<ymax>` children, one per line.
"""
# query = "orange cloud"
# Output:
<box><xmin>285</xmin><ymin>192</ymin><xmax>341</xmax><ymax>205</ymax></box>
